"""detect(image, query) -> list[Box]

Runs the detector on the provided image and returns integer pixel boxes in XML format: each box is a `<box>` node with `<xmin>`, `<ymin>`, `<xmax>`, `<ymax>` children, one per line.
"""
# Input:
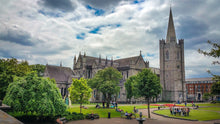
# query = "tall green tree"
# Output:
<box><xmin>0</xmin><ymin>58</ymin><xmax>30</xmax><ymax>100</ymax></box>
<box><xmin>198</xmin><ymin>41</ymin><xmax>220</xmax><ymax>96</ymax></box>
<box><xmin>3</xmin><ymin>72</ymin><xmax>66</xmax><ymax>116</ymax></box>
<box><xmin>198</xmin><ymin>40</ymin><xmax>220</xmax><ymax>80</ymax></box>
<box><xmin>211</xmin><ymin>81</ymin><xmax>220</xmax><ymax>96</ymax></box>
<box><xmin>29</xmin><ymin>64</ymin><xmax>45</xmax><ymax>77</ymax></box>
<box><xmin>125</xmin><ymin>76</ymin><xmax>137</xmax><ymax>103</ymax></box>
<box><xmin>68</xmin><ymin>78</ymin><xmax>92</xmax><ymax>113</ymax></box>
<box><xmin>135</xmin><ymin>69</ymin><xmax>162</xmax><ymax>118</ymax></box>
<box><xmin>88</xmin><ymin>67</ymin><xmax>122</xmax><ymax>108</ymax></box>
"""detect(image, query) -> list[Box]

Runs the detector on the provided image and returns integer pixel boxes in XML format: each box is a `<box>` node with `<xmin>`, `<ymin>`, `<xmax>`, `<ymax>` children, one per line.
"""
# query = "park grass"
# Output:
<box><xmin>154</xmin><ymin>109</ymin><xmax>220</xmax><ymax>121</ymax></box>
<box><xmin>180</xmin><ymin>103</ymin><xmax>220</xmax><ymax>107</ymax></box>
<box><xmin>199</xmin><ymin>107</ymin><xmax>220</xmax><ymax>111</ymax></box>
<box><xmin>67</xmin><ymin>104</ymin><xmax>158</xmax><ymax>118</ymax></box>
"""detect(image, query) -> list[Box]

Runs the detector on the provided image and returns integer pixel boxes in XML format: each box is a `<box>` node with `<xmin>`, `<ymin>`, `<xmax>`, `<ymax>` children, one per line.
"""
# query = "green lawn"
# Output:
<box><xmin>199</xmin><ymin>107</ymin><xmax>220</xmax><ymax>111</ymax></box>
<box><xmin>67</xmin><ymin>104</ymin><xmax>157</xmax><ymax>118</ymax></box>
<box><xmin>154</xmin><ymin>109</ymin><xmax>220</xmax><ymax>121</ymax></box>
<box><xmin>180</xmin><ymin>103</ymin><xmax>220</xmax><ymax>107</ymax></box>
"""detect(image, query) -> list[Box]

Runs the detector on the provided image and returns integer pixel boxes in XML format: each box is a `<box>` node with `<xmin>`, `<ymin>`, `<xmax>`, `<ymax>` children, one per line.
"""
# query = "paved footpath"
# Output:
<box><xmin>66</xmin><ymin>108</ymin><xmax>220</xmax><ymax>124</ymax></box>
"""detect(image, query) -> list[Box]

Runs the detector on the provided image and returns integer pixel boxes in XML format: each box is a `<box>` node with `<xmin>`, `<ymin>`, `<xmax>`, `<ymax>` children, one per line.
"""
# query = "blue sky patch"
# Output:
<box><xmin>38</xmin><ymin>10</ymin><xmax>62</xmax><ymax>17</ymax></box>
<box><xmin>89</xmin><ymin>26</ymin><xmax>102</xmax><ymax>34</ymax></box>
<box><xmin>116</xmin><ymin>56</ymin><xmax>120</xmax><ymax>59</ymax></box>
<box><xmin>147</xmin><ymin>53</ymin><xmax>154</xmax><ymax>57</ymax></box>
<box><xmin>89</xmin><ymin>24</ymin><xmax>121</xmax><ymax>34</ymax></box>
<box><xmin>133</xmin><ymin>0</ymin><xmax>145</xmax><ymax>4</ymax></box>
<box><xmin>76</xmin><ymin>33</ymin><xmax>86</xmax><ymax>40</ymax></box>
<box><xmin>86</xmin><ymin>5</ymin><xmax>105</xmax><ymax>16</ymax></box>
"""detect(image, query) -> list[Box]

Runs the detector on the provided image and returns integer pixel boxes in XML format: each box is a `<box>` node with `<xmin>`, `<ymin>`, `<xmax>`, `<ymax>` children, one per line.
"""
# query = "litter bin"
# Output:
<box><xmin>108</xmin><ymin>112</ymin><xmax>111</xmax><ymax>119</ymax></box>
<box><xmin>158</xmin><ymin>106</ymin><xmax>160</xmax><ymax>110</ymax></box>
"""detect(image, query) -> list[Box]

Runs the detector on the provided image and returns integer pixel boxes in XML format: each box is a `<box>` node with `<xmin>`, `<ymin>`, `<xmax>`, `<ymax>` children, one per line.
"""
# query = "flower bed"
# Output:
<box><xmin>150</xmin><ymin>104</ymin><xmax>185</xmax><ymax>107</ymax></box>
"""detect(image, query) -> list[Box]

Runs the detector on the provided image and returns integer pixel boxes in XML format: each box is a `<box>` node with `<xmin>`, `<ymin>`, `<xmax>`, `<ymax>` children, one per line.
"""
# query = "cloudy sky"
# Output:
<box><xmin>0</xmin><ymin>0</ymin><xmax>219</xmax><ymax>79</ymax></box>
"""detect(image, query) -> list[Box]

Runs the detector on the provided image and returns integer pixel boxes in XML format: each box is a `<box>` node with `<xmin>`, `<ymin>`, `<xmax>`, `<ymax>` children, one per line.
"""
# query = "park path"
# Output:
<box><xmin>139</xmin><ymin>108</ymin><xmax>220</xmax><ymax>124</ymax></box>
<box><xmin>66</xmin><ymin>108</ymin><xmax>220</xmax><ymax>124</ymax></box>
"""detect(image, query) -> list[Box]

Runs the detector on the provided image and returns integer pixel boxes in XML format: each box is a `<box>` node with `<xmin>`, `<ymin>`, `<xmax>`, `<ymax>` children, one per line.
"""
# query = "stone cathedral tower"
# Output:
<box><xmin>159</xmin><ymin>8</ymin><xmax>185</xmax><ymax>102</ymax></box>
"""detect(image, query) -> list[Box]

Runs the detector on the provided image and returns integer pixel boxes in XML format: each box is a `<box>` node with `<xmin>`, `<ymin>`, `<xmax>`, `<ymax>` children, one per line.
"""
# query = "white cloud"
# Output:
<box><xmin>0</xmin><ymin>0</ymin><xmax>219</xmax><ymax>79</ymax></box>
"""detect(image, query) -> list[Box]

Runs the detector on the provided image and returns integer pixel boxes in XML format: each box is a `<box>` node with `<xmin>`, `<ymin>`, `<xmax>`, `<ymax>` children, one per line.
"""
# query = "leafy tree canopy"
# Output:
<box><xmin>124</xmin><ymin>75</ymin><xmax>137</xmax><ymax>102</ymax></box>
<box><xmin>135</xmin><ymin>68</ymin><xmax>162</xmax><ymax>118</ymax></box>
<box><xmin>88</xmin><ymin>67</ymin><xmax>122</xmax><ymax>107</ymax></box>
<box><xmin>0</xmin><ymin>58</ymin><xmax>30</xmax><ymax>100</ymax></box>
<box><xmin>211</xmin><ymin>81</ymin><xmax>220</xmax><ymax>95</ymax></box>
<box><xmin>29</xmin><ymin>64</ymin><xmax>45</xmax><ymax>77</ymax></box>
<box><xmin>198</xmin><ymin>40</ymin><xmax>220</xmax><ymax>80</ymax></box>
<box><xmin>3</xmin><ymin>72</ymin><xmax>66</xmax><ymax>116</ymax></box>
<box><xmin>68</xmin><ymin>78</ymin><xmax>92</xmax><ymax>113</ymax></box>
<box><xmin>198</xmin><ymin>41</ymin><xmax>220</xmax><ymax>95</ymax></box>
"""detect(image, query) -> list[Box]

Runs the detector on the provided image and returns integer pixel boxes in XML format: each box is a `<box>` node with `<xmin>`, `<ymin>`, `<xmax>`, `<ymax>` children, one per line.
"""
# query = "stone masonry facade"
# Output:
<box><xmin>73</xmin><ymin>52</ymin><xmax>160</xmax><ymax>103</ymax></box>
<box><xmin>159</xmin><ymin>8</ymin><xmax>186</xmax><ymax>102</ymax></box>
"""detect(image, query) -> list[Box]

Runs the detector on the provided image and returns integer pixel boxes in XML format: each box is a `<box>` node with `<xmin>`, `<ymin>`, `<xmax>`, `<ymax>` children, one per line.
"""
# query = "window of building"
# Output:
<box><xmin>166</xmin><ymin>51</ymin><xmax>169</xmax><ymax>60</ymax></box>
<box><xmin>88</xmin><ymin>70</ymin><xmax>91</xmax><ymax>78</ymax></box>
<box><xmin>198</xmin><ymin>85</ymin><xmax>200</xmax><ymax>92</ymax></box>
<box><xmin>94</xmin><ymin>90</ymin><xmax>96</xmax><ymax>98</ymax></box>
<box><xmin>177</xmin><ymin>51</ymin><xmax>180</xmax><ymax>59</ymax></box>
<box><xmin>127</xmin><ymin>71</ymin><xmax>129</xmax><ymax>78</ymax></box>
<box><xmin>61</xmin><ymin>88</ymin><xmax>63</xmax><ymax>95</ymax></box>
<box><xmin>64</xmin><ymin>88</ymin><xmax>66</xmax><ymax>96</ymax></box>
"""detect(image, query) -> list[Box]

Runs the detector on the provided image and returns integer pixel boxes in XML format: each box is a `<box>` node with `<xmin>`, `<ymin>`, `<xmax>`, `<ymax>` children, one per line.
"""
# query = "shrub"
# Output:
<box><xmin>61</xmin><ymin>111</ymin><xmax>84</xmax><ymax>121</ymax></box>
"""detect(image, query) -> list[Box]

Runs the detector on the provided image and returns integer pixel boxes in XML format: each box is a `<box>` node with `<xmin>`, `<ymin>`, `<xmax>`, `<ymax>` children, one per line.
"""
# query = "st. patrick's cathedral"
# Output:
<box><xmin>44</xmin><ymin>8</ymin><xmax>185</xmax><ymax>103</ymax></box>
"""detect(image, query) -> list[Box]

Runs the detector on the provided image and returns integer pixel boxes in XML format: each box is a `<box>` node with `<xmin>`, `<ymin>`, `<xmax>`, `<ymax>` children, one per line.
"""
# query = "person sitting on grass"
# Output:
<box><xmin>96</xmin><ymin>104</ymin><xmax>100</xmax><ymax>108</ymax></box>
<box><xmin>116</xmin><ymin>108</ymin><xmax>122</xmax><ymax>112</ymax></box>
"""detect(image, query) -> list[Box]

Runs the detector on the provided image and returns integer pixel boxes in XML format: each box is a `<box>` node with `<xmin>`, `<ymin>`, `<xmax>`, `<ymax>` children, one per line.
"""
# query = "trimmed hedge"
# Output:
<box><xmin>7</xmin><ymin>111</ymin><xmax>85</xmax><ymax>123</ymax></box>
<box><xmin>61</xmin><ymin>111</ymin><xmax>84</xmax><ymax>121</ymax></box>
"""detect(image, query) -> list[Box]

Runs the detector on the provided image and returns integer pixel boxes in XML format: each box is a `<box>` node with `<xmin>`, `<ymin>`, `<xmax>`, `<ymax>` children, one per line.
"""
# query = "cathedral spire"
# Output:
<box><xmin>166</xmin><ymin>7</ymin><xmax>176</xmax><ymax>43</ymax></box>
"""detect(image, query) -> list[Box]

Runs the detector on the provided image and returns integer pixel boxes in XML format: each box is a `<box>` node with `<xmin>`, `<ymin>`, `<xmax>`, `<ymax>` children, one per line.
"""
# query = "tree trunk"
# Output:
<box><xmin>147</xmin><ymin>98</ymin><xmax>151</xmax><ymax>118</ymax></box>
<box><xmin>106</xmin><ymin>93</ymin><xmax>111</xmax><ymax>108</ymax></box>
<box><xmin>80</xmin><ymin>103</ymin><xmax>82</xmax><ymax>113</ymax></box>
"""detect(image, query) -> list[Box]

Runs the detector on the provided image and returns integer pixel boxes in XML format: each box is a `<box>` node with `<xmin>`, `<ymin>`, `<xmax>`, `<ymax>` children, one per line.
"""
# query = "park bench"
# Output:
<box><xmin>85</xmin><ymin>113</ymin><xmax>100</xmax><ymax>119</ymax></box>
<box><xmin>121</xmin><ymin>112</ymin><xmax>136</xmax><ymax>119</ymax></box>
<box><xmin>56</xmin><ymin>117</ymin><xmax>67</xmax><ymax>124</ymax></box>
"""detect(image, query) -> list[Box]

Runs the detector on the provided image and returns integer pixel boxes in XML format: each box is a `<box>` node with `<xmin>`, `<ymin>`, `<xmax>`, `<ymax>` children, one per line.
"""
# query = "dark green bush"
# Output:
<box><xmin>61</xmin><ymin>111</ymin><xmax>84</xmax><ymax>121</ymax></box>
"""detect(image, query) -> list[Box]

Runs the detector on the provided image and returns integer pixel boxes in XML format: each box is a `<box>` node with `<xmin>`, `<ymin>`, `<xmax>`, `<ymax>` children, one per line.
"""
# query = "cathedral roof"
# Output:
<box><xmin>114</xmin><ymin>56</ymin><xmax>140</xmax><ymax>67</ymax></box>
<box><xmin>166</xmin><ymin>7</ymin><xmax>177</xmax><ymax>43</ymax></box>
<box><xmin>75</xmin><ymin>53</ymin><xmax>145</xmax><ymax>68</ymax></box>
<box><xmin>84</xmin><ymin>56</ymin><xmax>112</xmax><ymax>66</ymax></box>
<box><xmin>45</xmin><ymin>65</ymin><xmax>74</xmax><ymax>83</ymax></box>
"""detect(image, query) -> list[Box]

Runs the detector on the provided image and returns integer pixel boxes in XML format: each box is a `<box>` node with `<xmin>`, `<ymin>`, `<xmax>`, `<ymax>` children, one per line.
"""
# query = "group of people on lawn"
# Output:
<box><xmin>170</xmin><ymin>107</ymin><xmax>190</xmax><ymax>116</ymax></box>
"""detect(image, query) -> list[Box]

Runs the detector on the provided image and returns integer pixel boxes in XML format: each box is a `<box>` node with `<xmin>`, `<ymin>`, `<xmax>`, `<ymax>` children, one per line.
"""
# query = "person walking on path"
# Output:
<box><xmin>185</xmin><ymin>102</ymin><xmax>187</xmax><ymax>107</ymax></box>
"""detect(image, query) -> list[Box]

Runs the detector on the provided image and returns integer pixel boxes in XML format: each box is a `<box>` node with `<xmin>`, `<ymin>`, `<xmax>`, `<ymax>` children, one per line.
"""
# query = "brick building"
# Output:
<box><xmin>186</xmin><ymin>77</ymin><xmax>216</xmax><ymax>101</ymax></box>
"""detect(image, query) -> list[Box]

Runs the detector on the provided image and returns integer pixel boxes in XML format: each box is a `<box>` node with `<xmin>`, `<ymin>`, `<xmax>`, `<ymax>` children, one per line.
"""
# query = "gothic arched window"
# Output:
<box><xmin>166</xmin><ymin>51</ymin><xmax>169</xmax><ymax>60</ymax></box>
<box><xmin>61</xmin><ymin>88</ymin><xmax>63</xmax><ymax>95</ymax></box>
<box><xmin>64</xmin><ymin>88</ymin><xmax>66</xmax><ymax>96</ymax></box>
<box><xmin>177</xmin><ymin>51</ymin><xmax>180</xmax><ymax>59</ymax></box>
